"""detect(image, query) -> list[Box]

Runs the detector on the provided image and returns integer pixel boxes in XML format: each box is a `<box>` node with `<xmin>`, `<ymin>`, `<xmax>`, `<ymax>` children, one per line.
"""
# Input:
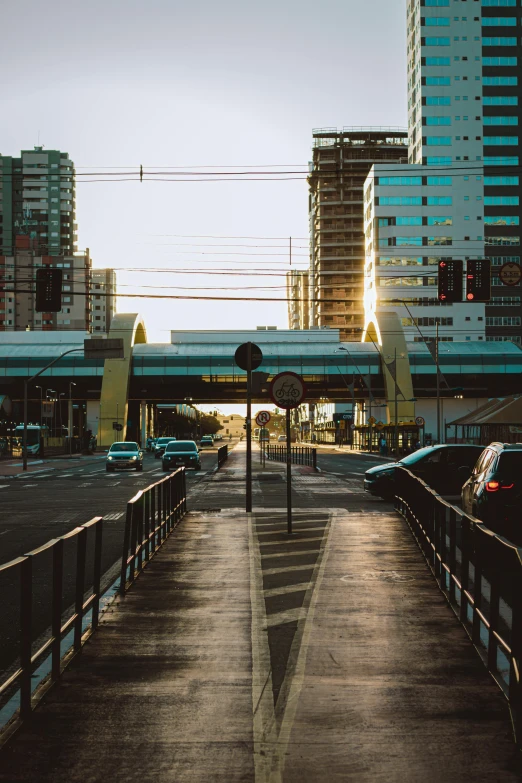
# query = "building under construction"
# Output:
<box><xmin>308</xmin><ymin>127</ymin><xmax>408</xmax><ymax>341</ymax></box>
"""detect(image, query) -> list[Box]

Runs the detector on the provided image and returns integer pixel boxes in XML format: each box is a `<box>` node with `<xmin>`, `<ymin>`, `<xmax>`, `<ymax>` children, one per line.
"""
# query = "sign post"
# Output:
<box><xmin>235</xmin><ymin>342</ymin><xmax>263</xmax><ymax>513</ymax></box>
<box><xmin>255</xmin><ymin>410</ymin><xmax>271</xmax><ymax>467</ymax></box>
<box><xmin>269</xmin><ymin>372</ymin><xmax>306</xmax><ymax>534</ymax></box>
<box><xmin>499</xmin><ymin>262</ymin><xmax>521</xmax><ymax>288</ymax></box>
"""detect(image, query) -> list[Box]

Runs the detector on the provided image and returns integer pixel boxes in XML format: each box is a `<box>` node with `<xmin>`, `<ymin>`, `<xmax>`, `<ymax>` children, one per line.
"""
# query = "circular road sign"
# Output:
<box><xmin>255</xmin><ymin>410</ymin><xmax>271</xmax><ymax>426</ymax></box>
<box><xmin>415</xmin><ymin>416</ymin><xmax>425</xmax><ymax>426</ymax></box>
<box><xmin>499</xmin><ymin>262</ymin><xmax>522</xmax><ymax>288</ymax></box>
<box><xmin>350</xmin><ymin>423</ymin><xmax>356</xmax><ymax>430</ymax></box>
<box><xmin>269</xmin><ymin>371</ymin><xmax>306</xmax><ymax>409</ymax></box>
<box><xmin>234</xmin><ymin>342</ymin><xmax>263</xmax><ymax>372</ymax></box>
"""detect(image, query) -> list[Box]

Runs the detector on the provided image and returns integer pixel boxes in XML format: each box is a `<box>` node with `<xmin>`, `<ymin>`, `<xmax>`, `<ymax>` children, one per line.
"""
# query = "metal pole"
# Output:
<box><xmin>23</xmin><ymin>380</ymin><xmax>28</xmax><ymax>472</ymax></box>
<box><xmin>246</xmin><ymin>342</ymin><xmax>252</xmax><ymax>513</ymax></box>
<box><xmin>435</xmin><ymin>319</ymin><xmax>440</xmax><ymax>443</ymax></box>
<box><xmin>394</xmin><ymin>348</ymin><xmax>398</xmax><ymax>457</ymax></box>
<box><xmin>286</xmin><ymin>409</ymin><xmax>292</xmax><ymax>534</ymax></box>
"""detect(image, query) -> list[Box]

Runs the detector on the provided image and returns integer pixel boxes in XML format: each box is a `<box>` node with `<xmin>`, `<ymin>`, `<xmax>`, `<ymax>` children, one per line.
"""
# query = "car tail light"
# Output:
<box><xmin>486</xmin><ymin>481</ymin><xmax>500</xmax><ymax>492</ymax></box>
<box><xmin>502</xmin><ymin>483</ymin><xmax>514</xmax><ymax>490</ymax></box>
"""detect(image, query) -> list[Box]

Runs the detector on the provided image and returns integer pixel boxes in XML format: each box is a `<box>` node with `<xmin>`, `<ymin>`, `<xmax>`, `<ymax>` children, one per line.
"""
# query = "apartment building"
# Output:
<box><xmin>0</xmin><ymin>148</ymin><xmax>77</xmax><ymax>257</ymax></box>
<box><xmin>364</xmin><ymin>163</ymin><xmax>485</xmax><ymax>343</ymax></box>
<box><xmin>407</xmin><ymin>0</ymin><xmax>522</xmax><ymax>344</ymax></box>
<box><xmin>0</xmin><ymin>236</ymin><xmax>91</xmax><ymax>331</ymax></box>
<box><xmin>286</xmin><ymin>269</ymin><xmax>309</xmax><ymax>330</ymax></box>
<box><xmin>91</xmin><ymin>268</ymin><xmax>117</xmax><ymax>332</ymax></box>
<box><xmin>307</xmin><ymin>128</ymin><xmax>409</xmax><ymax>340</ymax></box>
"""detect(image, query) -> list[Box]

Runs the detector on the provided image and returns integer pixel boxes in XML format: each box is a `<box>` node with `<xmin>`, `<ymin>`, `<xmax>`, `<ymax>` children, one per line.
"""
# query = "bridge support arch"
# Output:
<box><xmin>98</xmin><ymin>314</ymin><xmax>147</xmax><ymax>447</ymax></box>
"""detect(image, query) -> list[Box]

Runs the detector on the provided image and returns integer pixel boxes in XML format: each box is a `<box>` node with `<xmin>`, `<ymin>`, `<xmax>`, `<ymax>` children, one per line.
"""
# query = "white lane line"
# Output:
<box><xmin>79</xmin><ymin>482</ymin><xmax>93</xmax><ymax>488</ymax></box>
<box><xmin>23</xmin><ymin>484</ymin><xmax>38</xmax><ymax>487</ymax></box>
<box><xmin>261</xmin><ymin>549</ymin><xmax>320</xmax><ymax>560</ymax></box>
<box><xmin>0</xmin><ymin>530</ymin><xmax>11</xmax><ymax>537</ymax></box>
<box><xmin>104</xmin><ymin>511</ymin><xmax>125</xmax><ymax>521</ymax></box>
<box><xmin>265</xmin><ymin>607</ymin><xmax>308</xmax><ymax>628</ymax></box>
<box><xmin>0</xmin><ymin>485</ymin><xmax>9</xmax><ymax>490</ymax></box>
<box><xmin>260</xmin><ymin>536</ymin><xmax>323</xmax><ymax>548</ymax></box>
<box><xmin>263</xmin><ymin>582</ymin><xmax>310</xmax><ymax>598</ymax></box>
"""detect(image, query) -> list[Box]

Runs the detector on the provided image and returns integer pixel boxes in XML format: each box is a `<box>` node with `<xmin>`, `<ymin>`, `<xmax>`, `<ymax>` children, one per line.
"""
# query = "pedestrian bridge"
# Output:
<box><xmin>0</xmin><ymin>314</ymin><xmax>521</xmax><ymax>443</ymax></box>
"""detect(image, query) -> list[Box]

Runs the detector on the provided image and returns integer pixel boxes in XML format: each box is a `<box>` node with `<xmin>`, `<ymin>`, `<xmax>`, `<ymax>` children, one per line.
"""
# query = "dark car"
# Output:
<box><xmin>364</xmin><ymin>444</ymin><xmax>484</xmax><ymax>499</ymax></box>
<box><xmin>162</xmin><ymin>440</ymin><xmax>201</xmax><ymax>471</ymax></box>
<box><xmin>154</xmin><ymin>436</ymin><xmax>177</xmax><ymax>459</ymax></box>
<box><xmin>461</xmin><ymin>442</ymin><xmax>522</xmax><ymax>543</ymax></box>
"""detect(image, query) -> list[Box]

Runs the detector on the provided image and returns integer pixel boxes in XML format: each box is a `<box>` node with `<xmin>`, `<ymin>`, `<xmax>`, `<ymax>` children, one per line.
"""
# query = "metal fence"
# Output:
<box><xmin>395</xmin><ymin>466</ymin><xmax>522</xmax><ymax>747</ymax></box>
<box><xmin>217</xmin><ymin>444</ymin><xmax>228</xmax><ymax>468</ymax></box>
<box><xmin>0</xmin><ymin>517</ymin><xmax>104</xmax><ymax>722</ymax></box>
<box><xmin>266</xmin><ymin>445</ymin><xmax>317</xmax><ymax>470</ymax></box>
<box><xmin>120</xmin><ymin>468</ymin><xmax>187</xmax><ymax>594</ymax></box>
<box><xmin>0</xmin><ymin>468</ymin><xmax>187</xmax><ymax>733</ymax></box>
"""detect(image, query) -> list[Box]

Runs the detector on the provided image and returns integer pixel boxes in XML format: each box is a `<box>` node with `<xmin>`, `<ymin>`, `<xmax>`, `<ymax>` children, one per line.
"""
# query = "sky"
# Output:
<box><xmin>2</xmin><ymin>0</ymin><xmax>408</xmax><ymax>414</ymax></box>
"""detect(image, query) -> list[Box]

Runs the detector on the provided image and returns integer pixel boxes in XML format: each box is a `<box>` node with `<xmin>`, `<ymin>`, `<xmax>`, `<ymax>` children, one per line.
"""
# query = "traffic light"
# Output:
<box><xmin>437</xmin><ymin>259</ymin><xmax>463</xmax><ymax>303</ymax></box>
<box><xmin>35</xmin><ymin>268</ymin><xmax>63</xmax><ymax>312</ymax></box>
<box><xmin>466</xmin><ymin>259</ymin><xmax>491</xmax><ymax>302</ymax></box>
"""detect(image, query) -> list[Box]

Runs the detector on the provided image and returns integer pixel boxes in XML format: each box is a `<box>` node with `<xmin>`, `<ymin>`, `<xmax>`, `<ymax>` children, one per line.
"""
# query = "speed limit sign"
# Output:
<box><xmin>255</xmin><ymin>410</ymin><xmax>271</xmax><ymax>426</ymax></box>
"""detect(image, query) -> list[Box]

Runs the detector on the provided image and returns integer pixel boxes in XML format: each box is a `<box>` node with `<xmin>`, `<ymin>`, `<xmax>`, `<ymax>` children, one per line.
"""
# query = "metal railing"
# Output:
<box><xmin>217</xmin><ymin>444</ymin><xmax>228</xmax><ymax>468</ymax></box>
<box><xmin>266</xmin><ymin>445</ymin><xmax>317</xmax><ymax>470</ymax></box>
<box><xmin>0</xmin><ymin>517</ymin><xmax>103</xmax><ymax>722</ymax></box>
<box><xmin>120</xmin><ymin>468</ymin><xmax>187</xmax><ymax>594</ymax></box>
<box><xmin>395</xmin><ymin>466</ymin><xmax>522</xmax><ymax>747</ymax></box>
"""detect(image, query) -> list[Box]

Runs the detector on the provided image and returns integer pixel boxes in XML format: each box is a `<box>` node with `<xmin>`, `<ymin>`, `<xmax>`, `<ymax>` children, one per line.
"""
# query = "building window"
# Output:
<box><xmin>484</xmin><ymin>117</ymin><xmax>518</xmax><ymax>126</ymax></box>
<box><xmin>482</xmin><ymin>38</ymin><xmax>517</xmax><ymax>46</ymax></box>
<box><xmin>484</xmin><ymin>196</ymin><xmax>519</xmax><ymax>205</ymax></box>
<box><xmin>484</xmin><ymin>137</ymin><xmax>519</xmax><ymax>146</ymax></box>
<box><xmin>486</xmin><ymin>317</ymin><xmax>521</xmax><ymax>326</ymax></box>
<box><xmin>427</xmin><ymin>196</ymin><xmax>452</xmax><ymax>205</ymax></box>
<box><xmin>427</xmin><ymin>216</ymin><xmax>452</xmax><ymax>226</ymax></box>
<box><xmin>378</xmin><ymin>177</ymin><xmax>422</xmax><ymax>186</ymax></box>
<box><xmin>426</xmin><ymin>136</ymin><xmax>452</xmax><ymax>146</ymax></box>
<box><xmin>427</xmin><ymin>176</ymin><xmax>452</xmax><ymax>185</ymax></box>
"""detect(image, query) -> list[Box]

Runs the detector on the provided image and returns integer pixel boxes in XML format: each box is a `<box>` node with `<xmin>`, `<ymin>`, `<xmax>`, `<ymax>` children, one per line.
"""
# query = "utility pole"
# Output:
<box><xmin>435</xmin><ymin>318</ymin><xmax>440</xmax><ymax>443</ymax></box>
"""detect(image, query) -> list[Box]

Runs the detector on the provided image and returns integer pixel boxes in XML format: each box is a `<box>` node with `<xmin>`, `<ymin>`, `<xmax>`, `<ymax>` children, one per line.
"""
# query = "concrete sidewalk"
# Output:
<box><xmin>0</xmin><ymin>454</ymin><xmax>520</xmax><ymax>781</ymax></box>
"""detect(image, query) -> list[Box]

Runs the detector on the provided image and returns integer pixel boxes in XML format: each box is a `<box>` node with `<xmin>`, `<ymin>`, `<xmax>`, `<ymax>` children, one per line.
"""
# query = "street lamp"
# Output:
<box><xmin>58</xmin><ymin>393</ymin><xmax>65</xmax><ymax>436</ymax></box>
<box><xmin>46</xmin><ymin>389</ymin><xmax>56</xmax><ymax>438</ymax></box>
<box><xmin>69</xmin><ymin>382</ymin><xmax>76</xmax><ymax>456</ymax></box>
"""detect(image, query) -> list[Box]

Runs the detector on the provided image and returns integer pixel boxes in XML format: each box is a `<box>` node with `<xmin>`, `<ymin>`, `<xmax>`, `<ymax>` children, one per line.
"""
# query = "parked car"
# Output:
<box><xmin>214</xmin><ymin>433</ymin><xmax>223</xmax><ymax>441</ymax></box>
<box><xmin>277</xmin><ymin>435</ymin><xmax>286</xmax><ymax>443</ymax></box>
<box><xmin>199</xmin><ymin>435</ymin><xmax>214</xmax><ymax>448</ymax></box>
<box><xmin>162</xmin><ymin>440</ymin><xmax>201</xmax><ymax>471</ymax></box>
<box><xmin>462</xmin><ymin>442</ymin><xmax>522</xmax><ymax>543</ymax></box>
<box><xmin>154</xmin><ymin>436</ymin><xmax>177</xmax><ymax>459</ymax></box>
<box><xmin>106</xmin><ymin>441</ymin><xmax>143</xmax><ymax>472</ymax></box>
<box><xmin>364</xmin><ymin>444</ymin><xmax>484</xmax><ymax>499</ymax></box>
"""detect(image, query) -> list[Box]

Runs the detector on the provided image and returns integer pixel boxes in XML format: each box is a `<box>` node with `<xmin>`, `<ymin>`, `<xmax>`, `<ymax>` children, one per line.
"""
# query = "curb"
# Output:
<box><xmin>0</xmin><ymin>455</ymin><xmax>105</xmax><ymax>479</ymax></box>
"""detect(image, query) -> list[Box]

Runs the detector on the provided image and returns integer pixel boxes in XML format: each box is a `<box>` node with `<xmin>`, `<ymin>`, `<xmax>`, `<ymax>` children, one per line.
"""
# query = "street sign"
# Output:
<box><xmin>342</xmin><ymin>413</ymin><xmax>352</xmax><ymax>420</ymax></box>
<box><xmin>415</xmin><ymin>416</ymin><xmax>425</xmax><ymax>426</ymax></box>
<box><xmin>84</xmin><ymin>338</ymin><xmax>124</xmax><ymax>360</ymax></box>
<box><xmin>368</xmin><ymin>416</ymin><xmax>376</xmax><ymax>425</ymax></box>
<box><xmin>438</xmin><ymin>259</ymin><xmax>463</xmax><ymax>303</ymax></box>
<box><xmin>499</xmin><ymin>262</ymin><xmax>522</xmax><ymax>288</ymax></box>
<box><xmin>234</xmin><ymin>342</ymin><xmax>263</xmax><ymax>371</ymax></box>
<box><xmin>269</xmin><ymin>372</ymin><xmax>306</xmax><ymax>409</ymax></box>
<box><xmin>42</xmin><ymin>402</ymin><xmax>54</xmax><ymax>418</ymax></box>
<box><xmin>339</xmin><ymin>420</ymin><xmax>346</xmax><ymax>430</ymax></box>
<box><xmin>35</xmin><ymin>267</ymin><xmax>63</xmax><ymax>312</ymax></box>
<box><xmin>466</xmin><ymin>259</ymin><xmax>491</xmax><ymax>302</ymax></box>
<box><xmin>350</xmin><ymin>423</ymin><xmax>356</xmax><ymax>430</ymax></box>
<box><xmin>112</xmin><ymin>422</ymin><xmax>123</xmax><ymax>432</ymax></box>
<box><xmin>255</xmin><ymin>410</ymin><xmax>271</xmax><ymax>426</ymax></box>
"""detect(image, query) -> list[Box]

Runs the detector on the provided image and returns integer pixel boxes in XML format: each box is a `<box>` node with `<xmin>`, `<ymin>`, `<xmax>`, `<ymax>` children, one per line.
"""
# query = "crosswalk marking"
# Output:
<box><xmin>0</xmin><ymin>485</ymin><xmax>9</xmax><ymax>490</ymax></box>
<box><xmin>23</xmin><ymin>484</ymin><xmax>38</xmax><ymax>487</ymax></box>
<box><xmin>104</xmin><ymin>511</ymin><xmax>125</xmax><ymax>521</ymax></box>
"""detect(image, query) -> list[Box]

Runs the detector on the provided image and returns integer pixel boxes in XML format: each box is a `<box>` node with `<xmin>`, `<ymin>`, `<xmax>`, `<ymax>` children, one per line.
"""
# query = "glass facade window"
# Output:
<box><xmin>486</xmin><ymin>317</ymin><xmax>521</xmax><ymax>326</ymax></box>
<box><xmin>426</xmin><ymin>96</ymin><xmax>451</xmax><ymax>106</ymax></box>
<box><xmin>425</xmin><ymin>17</ymin><xmax>450</xmax><ymax>25</ymax></box>
<box><xmin>426</xmin><ymin>77</ymin><xmax>451</xmax><ymax>85</ymax></box>
<box><xmin>378</xmin><ymin>257</ymin><xmax>423</xmax><ymax>266</ymax></box>
<box><xmin>482</xmin><ymin>38</ymin><xmax>517</xmax><ymax>46</ymax></box>
<box><xmin>490</xmin><ymin>296</ymin><xmax>521</xmax><ymax>305</ymax></box>
<box><xmin>427</xmin><ymin>156</ymin><xmax>452</xmax><ymax>165</ymax></box>
<box><xmin>481</xmin><ymin>18</ymin><xmax>516</xmax><ymax>26</ymax></box>
<box><xmin>484</xmin><ymin>195</ymin><xmax>519</xmax><ymax>205</ymax></box>
<box><xmin>378</xmin><ymin>177</ymin><xmax>422</xmax><ymax>186</ymax></box>
<box><xmin>426</xmin><ymin>0</ymin><xmax>450</xmax><ymax>5</ymax></box>
<box><xmin>427</xmin><ymin>176</ymin><xmax>452</xmax><ymax>185</ymax></box>
<box><xmin>427</xmin><ymin>216</ymin><xmax>453</xmax><ymax>226</ymax></box>
<box><xmin>380</xmin><ymin>277</ymin><xmax>425</xmax><ymax>287</ymax></box>
<box><xmin>482</xmin><ymin>0</ymin><xmax>516</xmax><ymax>6</ymax></box>
<box><xmin>484</xmin><ymin>156</ymin><xmax>519</xmax><ymax>165</ymax></box>
<box><xmin>483</xmin><ymin>57</ymin><xmax>517</xmax><ymax>66</ymax></box>
<box><xmin>426</xmin><ymin>136</ymin><xmax>452</xmax><ymax>145</ymax></box>
<box><xmin>484</xmin><ymin>215</ymin><xmax>520</xmax><ymax>225</ymax></box>
<box><xmin>483</xmin><ymin>116</ymin><xmax>518</xmax><ymax>126</ymax></box>
<box><xmin>427</xmin><ymin>196</ymin><xmax>453</xmax><ymax>205</ymax></box>
<box><xmin>484</xmin><ymin>136</ymin><xmax>519</xmax><ymax>145</ymax></box>
<box><xmin>379</xmin><ymin>196</ymin><xmax>423</xmax><ymax>206</ymax></box>
<box><xmin>483</xmin><ymin>97</ymin><xmax>518</xmax><ymax>106</ymax></box>
<box><xmin>396</xmin><ymin>216</ymin><xmax>423</xmax><ymax>226</ymax></box>
<box><xmin>426</xmin><ymin>116</ymin><xmax>452</xmax><ymax>125</ymax></box>
<box><xmin>426</xmin><ymin>57</ymin><xmax>451</xmax><ymax>65</ymax></box>
<box><xmin>483</xmin><ymin>77</ymin><xmax>517</xmax><ymax>86</ymax></box>
<box><xmin>485</xmin><ymin>236</ymin><xmax>521</xmax><ymax>245</ymax></box>
<box><xmin>428</xmin><ymin>236</ymin><xmax>452</xmax><ymax>246</ymax></box>
<box><xmin>489</xmin><ymin>255</ymin><xmax>521</xmax><ymax>265</ymax></box>
<box><xmin>425</xmin><ymin>37</ymin><xmax>450</xmax><ymax>45</ymax></box>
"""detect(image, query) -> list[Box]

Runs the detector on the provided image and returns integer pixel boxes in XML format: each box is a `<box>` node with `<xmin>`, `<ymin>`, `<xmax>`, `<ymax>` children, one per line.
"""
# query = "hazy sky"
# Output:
<box><xmin>1</xmin><ymin>0</ymin><xmax>407</xmax><ymax>346</ymax></box>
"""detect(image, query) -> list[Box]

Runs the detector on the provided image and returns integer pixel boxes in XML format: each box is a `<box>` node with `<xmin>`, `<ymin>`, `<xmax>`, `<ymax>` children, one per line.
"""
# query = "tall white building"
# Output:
<box><xmin>364</xmin><ymin>163</ymin><xmax>485</xmax><ymax>343</ymax></box>
<box><xmin>91</xmin><ymin>268</ymin><xmax>117</xmax><ymax>332</ymax></box>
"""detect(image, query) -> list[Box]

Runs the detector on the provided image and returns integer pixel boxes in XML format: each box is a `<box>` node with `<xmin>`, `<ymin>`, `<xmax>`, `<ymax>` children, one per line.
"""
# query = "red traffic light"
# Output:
<box><xmin>467</xmin><ymin>293</ymin><xmax>474</xmax><ymax>300</ymax></box>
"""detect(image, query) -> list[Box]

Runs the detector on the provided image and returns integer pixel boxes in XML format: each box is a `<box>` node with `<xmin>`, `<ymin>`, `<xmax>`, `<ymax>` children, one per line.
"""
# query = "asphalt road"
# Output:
<box><xmin>0</xmin><ymin>447</ymin><xmax>221</xmax><ymax>675</ymax></box>
<box><xmin>315</xmin><ymin>447</ymin><xmax>387</xmax><ymax>477</ymax></box>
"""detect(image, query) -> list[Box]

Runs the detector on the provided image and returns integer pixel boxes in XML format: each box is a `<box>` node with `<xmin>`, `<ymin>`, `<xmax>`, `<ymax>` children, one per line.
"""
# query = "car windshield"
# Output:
<box><xmin>166</xmin><ymin>442</ymin><xmax>197</xmax><ymax>453</ymax></box>
<box><xmin>110</xmin><ymin>443</ymin><xmax>138</xmax><ymax>452</ymax></box>
<box><xmin>497</xmin><ymin>452</ymin><xmax>522</xmax><ymax>478</ymax></box>
<box><xmin>400</xmin><ymin>447</ymin><xmax>437</xmax><ymax>466</ymax></box>
<box><xmin>157</xmin><ymin>438</ymin><xmax>175</xmax><ymax>444</ymax></box>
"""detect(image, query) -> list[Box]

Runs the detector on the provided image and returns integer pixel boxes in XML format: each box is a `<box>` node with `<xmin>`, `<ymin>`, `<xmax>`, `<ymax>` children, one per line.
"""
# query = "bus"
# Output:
<box><xmin>14</xmin><ymin>425</ymin><xmax>47</xmax><ymax>456</ymax></box>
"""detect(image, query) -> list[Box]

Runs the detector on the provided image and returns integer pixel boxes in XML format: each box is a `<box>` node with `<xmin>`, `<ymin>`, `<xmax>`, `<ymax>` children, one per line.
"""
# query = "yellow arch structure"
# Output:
<box><xmin>98</xmin><ymin>313</ymin><xmax>147</xmax><ymax>447</ymax></box>
<box><xmin>363</xmin><ymin>311</ymin><xmax>415</xmax><ymax>425</ymax></box>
